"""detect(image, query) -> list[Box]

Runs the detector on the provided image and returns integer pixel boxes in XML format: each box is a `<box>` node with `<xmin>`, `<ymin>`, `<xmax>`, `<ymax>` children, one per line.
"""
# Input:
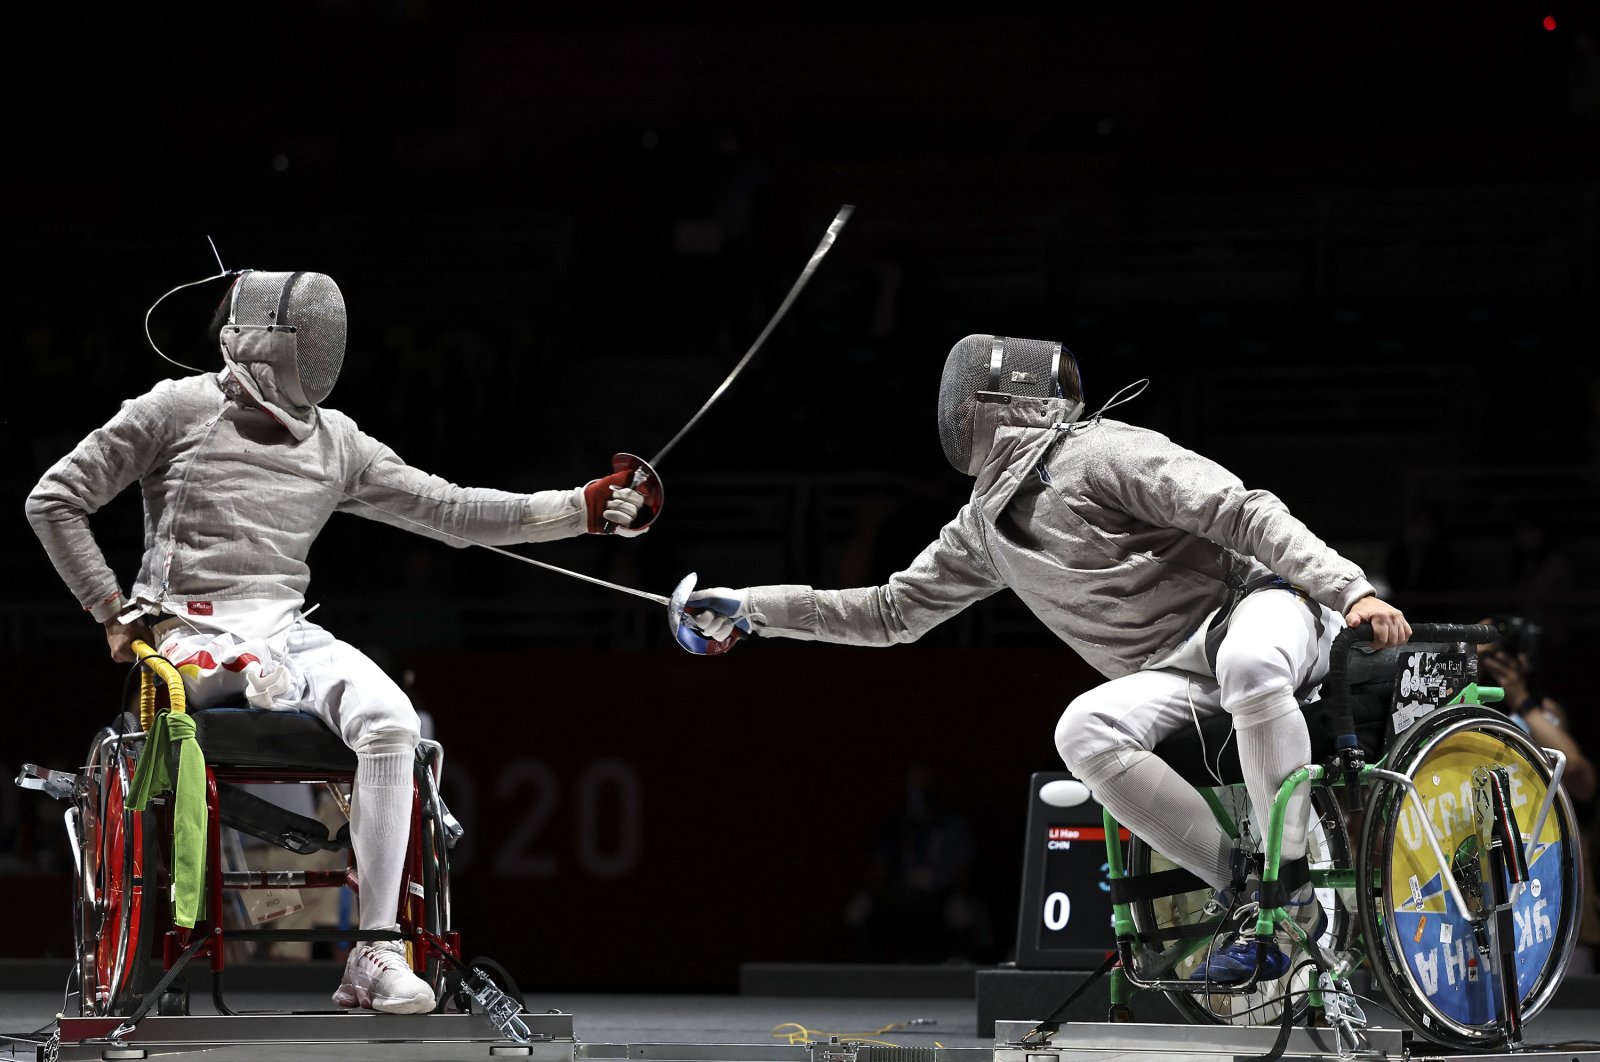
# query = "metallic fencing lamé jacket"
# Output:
<box><xmin>747</xmin><ymin>398</ymin><xmax>1374</xmax><ymax>679</ymax></box>
<box><xmin>27</xmin><ymin>372</ymin><xmax>585</xmax><ymax>626</ymax></box>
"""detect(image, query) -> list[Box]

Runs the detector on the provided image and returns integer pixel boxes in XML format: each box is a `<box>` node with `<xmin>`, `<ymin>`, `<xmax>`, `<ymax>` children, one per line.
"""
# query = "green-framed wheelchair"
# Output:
<box><xmin>1100</xmin><ymin>622</ymin><xmax>1582</xmax><ymax>1051</ymax></box>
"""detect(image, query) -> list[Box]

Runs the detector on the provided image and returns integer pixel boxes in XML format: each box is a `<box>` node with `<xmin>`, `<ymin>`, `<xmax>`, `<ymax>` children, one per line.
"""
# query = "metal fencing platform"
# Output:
<box><xmin>35</xmin><ymin>1014</ymin><xmax>1600</xmax><ymax>1062</ymax></box>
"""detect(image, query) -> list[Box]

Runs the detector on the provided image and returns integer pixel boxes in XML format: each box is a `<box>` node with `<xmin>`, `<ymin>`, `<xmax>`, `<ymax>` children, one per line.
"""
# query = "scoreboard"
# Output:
<box><xmin>1013</xmin><ymin>771</ymin><xmax>1125</xmax><ymax>969</ymax></box>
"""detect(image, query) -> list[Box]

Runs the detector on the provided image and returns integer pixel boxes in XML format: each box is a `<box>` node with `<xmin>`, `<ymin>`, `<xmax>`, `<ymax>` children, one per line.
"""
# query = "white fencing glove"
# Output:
<box><xmin>684</xmin><ymin>587</ymin><xmax>761</xmax><ymax>641</ymax></box>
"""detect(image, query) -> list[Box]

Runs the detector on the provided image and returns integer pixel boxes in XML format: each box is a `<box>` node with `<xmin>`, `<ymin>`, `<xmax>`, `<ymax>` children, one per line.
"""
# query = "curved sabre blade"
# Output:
<box><xmin>650</xmin><ymin>204</ymin><xmax>854</xmax><ymax>467</ymax></box>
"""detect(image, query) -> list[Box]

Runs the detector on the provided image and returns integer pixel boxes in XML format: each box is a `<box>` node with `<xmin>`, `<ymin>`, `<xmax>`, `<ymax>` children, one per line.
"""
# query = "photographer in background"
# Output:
<box><xmin>1480</xmin><ymin>616</ymin><xmax>1595</xmax><ymax>808</ymax></box>
<box><xmin>1479</xmin><ymin>615</ymin><xmax>1597</xmax><ymax>973</ymax></box>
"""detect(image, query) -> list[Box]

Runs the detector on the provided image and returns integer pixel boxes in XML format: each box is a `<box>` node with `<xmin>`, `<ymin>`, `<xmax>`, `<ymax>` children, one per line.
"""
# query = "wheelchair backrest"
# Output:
<box><xmin>1303</xmin><ymin>639</ymin><xmax>1482</xmax><ymax>756</ymax></box>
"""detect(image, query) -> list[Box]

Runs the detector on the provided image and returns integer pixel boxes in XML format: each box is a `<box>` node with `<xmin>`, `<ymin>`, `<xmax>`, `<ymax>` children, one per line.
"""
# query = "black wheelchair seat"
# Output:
<box><xmin>191</xmin><ymin>705</ymin><xmax>358</xmax><ymax>772</ymax></box>
<box><xmin>1153</xmin><ymin>641</ymin><xmax>1471</xmax><ymax>788</ymax></box>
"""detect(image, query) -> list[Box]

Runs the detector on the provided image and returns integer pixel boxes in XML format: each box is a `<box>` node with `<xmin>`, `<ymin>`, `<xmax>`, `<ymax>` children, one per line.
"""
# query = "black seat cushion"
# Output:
<box><xmin>191</xmin><ymin>705</ymin><xmax>357</xmax><ymax>771</ymax></box>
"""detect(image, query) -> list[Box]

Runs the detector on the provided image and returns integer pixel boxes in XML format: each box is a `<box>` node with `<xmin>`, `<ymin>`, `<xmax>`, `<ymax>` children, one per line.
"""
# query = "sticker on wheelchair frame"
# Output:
<box><xmin>1390</xmin><ymin>649</ymin><xmax>1472</xmax><ymax>736</ymax></box>
<box><xmin>409</xmin><ymin>881</ymin><xmax>425</xmax><ymax>897</ymax></box>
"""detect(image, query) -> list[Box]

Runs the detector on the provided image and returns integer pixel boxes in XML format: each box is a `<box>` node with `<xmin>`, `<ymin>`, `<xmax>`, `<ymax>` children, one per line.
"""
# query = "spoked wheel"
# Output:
<box><xmin>76</xmin><ymin>730</ymin><xmax>158</xmax><ymax>1016</ymax></box>
<box><xmin>416</xmin><ymin>757</ymin><xmax>454</xmax><ymax>1002</ymax></box>
<box><xmin>1359</xmin><ymin>708</ymin><xmax>1582</xmax><ymax>1049</ymax></box>
<box><xmin>1127</xmin><ymin>783</ymin><xmax>1352</xmax><ymax>1027</ymax></box>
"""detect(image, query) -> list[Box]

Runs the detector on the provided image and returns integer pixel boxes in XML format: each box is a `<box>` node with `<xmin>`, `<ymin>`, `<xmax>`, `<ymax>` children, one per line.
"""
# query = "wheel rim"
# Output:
<box><xmin>1360</xmin><ymin>712</ymin><xmax>1580</xmax><ymax>1046</ymax></box>
<box><xmin>77</xmin><ymin>731</ymin><xmax>150</xmax><ymax>1016</ymax></box>
<box><xmin>96</xmin><ymin>757</ymin><xmax>146</xmax><ymax>1013</ymax></box>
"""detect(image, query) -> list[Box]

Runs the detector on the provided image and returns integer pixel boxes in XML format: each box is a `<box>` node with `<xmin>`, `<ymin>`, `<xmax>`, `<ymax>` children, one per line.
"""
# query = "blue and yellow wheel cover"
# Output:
<box><xmin>1385</xmin><ymin>730</ymin><xmax>1565</xmax><ymax>1027</ymax></box>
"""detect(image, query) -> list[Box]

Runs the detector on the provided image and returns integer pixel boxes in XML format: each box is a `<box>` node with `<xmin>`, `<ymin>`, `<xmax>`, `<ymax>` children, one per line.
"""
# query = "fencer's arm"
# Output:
<box><xmin>1084</xmin><ymin>428</ymin><xmax>1374</xmax><ymax>615</ymax></box>
<box><xmin>340</xmin><ymin>439</ymin><xmax>586</xmax><ymax>545</ymax></box>
<box><xmin>743</xmin><ymin>502</ymin><xmax>1006</xmax><ymax>645</ymax></box>
<box><xmin>25</xmin><ymin>389</ymin><xmax>173</xmax><ymax>622</ymax></box>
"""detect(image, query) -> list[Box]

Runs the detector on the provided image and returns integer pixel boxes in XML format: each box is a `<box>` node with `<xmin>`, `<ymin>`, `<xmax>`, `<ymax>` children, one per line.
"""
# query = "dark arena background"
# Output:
<box><xmin>6</xmin><ymin>0</ymin><xmax>1600</xmax><ymax>1012</ymax></box>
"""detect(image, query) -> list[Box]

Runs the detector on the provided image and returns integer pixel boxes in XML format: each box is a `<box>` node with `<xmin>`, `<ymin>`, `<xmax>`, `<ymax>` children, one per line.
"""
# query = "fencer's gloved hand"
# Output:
<box><xmin>684</xmin><ymin>587</ymin><xmax>761</xmax><ymax>641</ymax></box>
<box><xmin>582</xmin><ymin>471</ymin><xmax>646</xmax><ymax>535</ymax></box>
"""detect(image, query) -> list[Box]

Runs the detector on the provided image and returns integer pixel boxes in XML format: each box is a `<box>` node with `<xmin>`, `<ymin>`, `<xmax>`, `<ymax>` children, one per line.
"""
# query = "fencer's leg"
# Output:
<box><xmin>350</xmin><ymin>727</ymin><xmax>419</xmax><ymax>932</ymax></box>
<box><xmin>1073</xmin><ymin>746</ymin><xmax>1235</xmax><ymax>891</ymax></box>
<box><xmin>1056</xmin><ymin>674</ymin><xmax>1234</xmax><ymax>891</ymax></box>
<box><xmin>333</xmin><ymin>724</ymin><xmax>435</xmax><ymax>1014</ymax></box>
<box><xmin>287</xmin><ymin>625</ymin><xmax>434</xmax><ymax>1013</ymax></box>
<box><xmin>1214</xmin><ymin>590</ymin><xmax>1323</xmax><ymax>863</ymax></box>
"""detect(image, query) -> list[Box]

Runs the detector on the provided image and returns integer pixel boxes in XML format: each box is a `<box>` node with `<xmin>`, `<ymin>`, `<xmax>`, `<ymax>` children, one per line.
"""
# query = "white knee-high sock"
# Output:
<box><xmin>1231</xmin><ymin>689</ymin><xmax>1313</xmax><ymax>861</ymax></box>
<box><xmin>1076</xmin><ymin>746</ymin><xmax>1235</xmax><ymax>891</ymax></box>
<box><xmin>350</xmin><ymin>733</ymin><xmax>416</xmax><ymax>931</ymax></box>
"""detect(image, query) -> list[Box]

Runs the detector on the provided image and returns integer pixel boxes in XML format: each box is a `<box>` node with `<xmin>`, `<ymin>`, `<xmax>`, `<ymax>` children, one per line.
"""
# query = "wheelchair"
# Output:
<box><xmin>1099</xmin><ymin>622</ymin><xmax>1582</xmax><ymax>1052</ymax></box>
<box><xmin>22</xmin><ymin>639</ymin><xmax>461</xmax><ymax>1020</ymax></box>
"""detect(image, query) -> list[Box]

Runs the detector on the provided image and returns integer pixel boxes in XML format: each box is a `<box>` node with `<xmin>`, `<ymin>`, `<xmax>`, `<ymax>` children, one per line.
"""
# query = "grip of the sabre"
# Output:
<box><xmin>599</xmin><ymin>453</ymin><xmax>663</xmax><ymax>537</ymax></box>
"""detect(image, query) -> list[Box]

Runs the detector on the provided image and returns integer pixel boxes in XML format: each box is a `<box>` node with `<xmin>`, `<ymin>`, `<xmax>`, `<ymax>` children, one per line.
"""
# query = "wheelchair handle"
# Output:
<box><xmin>131</xmin><ymin>638</ymin><xmax>189</xmax><ymax>731</ymax></box>
<box><xmin>1326</xmin><ymin>621</ymin><xmax>1498</xmax><ymax>814</ymax></box>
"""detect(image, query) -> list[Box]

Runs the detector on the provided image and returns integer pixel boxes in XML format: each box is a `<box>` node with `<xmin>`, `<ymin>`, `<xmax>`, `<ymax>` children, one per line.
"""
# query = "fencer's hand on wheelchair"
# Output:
<box><xmin>1342</xmin><ymin>593</ymin><xmax>1410</xmax><ymax>649</ymax></box>
<box><xmin>1096</xmin><ymin>621</ymin><xmax>1582</xmax><ymax>1051</ymax></box>
<box><xmin>103</xmin><ymin>616</ymin><xmax>153</xmax><ymax>663</ymax></box>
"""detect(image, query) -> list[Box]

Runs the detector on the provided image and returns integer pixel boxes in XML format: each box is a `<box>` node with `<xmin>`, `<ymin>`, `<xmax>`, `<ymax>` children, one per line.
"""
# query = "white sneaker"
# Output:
<box><xmin>333</xmin><ymin>938</ymin><xmax>436</xmax><ymax>1014</ymax></box>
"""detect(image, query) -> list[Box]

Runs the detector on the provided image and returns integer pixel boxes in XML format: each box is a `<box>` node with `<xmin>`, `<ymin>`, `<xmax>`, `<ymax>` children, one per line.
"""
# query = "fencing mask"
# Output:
<box><xmin>937</xmin><ymin>334</ymin><xmax>1084</xmax><ymax>475</ymax></box>
<box><xmin>218</xmin><ymin>271</ymin><xmax>347</xmax><ymax>439</ymax></box>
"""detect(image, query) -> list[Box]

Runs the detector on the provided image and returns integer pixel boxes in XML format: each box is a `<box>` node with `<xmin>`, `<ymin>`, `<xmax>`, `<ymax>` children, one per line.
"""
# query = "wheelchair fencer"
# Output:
<box><xmin>16</xmin><ymin>638</ymin><xmax>489</xmax><ymax>1027</ymax></box>
<box><xmin>1072</xmin><ymin>622</ymin><xmax>1583</xmax><ymax>1052</ymax></box>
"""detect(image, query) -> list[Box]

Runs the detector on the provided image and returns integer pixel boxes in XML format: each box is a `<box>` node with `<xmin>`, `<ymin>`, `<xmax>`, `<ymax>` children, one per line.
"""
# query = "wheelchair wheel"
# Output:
<box><xmin>75</xmin><ymin>730</ymin><xmax>157</xmax><ymax>1016</ymax></box>
<box><xmin>1358</xmin><ymin>708</ymin><xmax>1581</xmax><ymax>1049</ymax></box>
<box><xmin>1127</xmin><ymin>782</ymin><xmax>1352</xmax><ymax>1027</ymax></box>
<box><xmin>417</xmin><ymin>759</ymin><xmax>453</xmax><ymax>999</ymax></box>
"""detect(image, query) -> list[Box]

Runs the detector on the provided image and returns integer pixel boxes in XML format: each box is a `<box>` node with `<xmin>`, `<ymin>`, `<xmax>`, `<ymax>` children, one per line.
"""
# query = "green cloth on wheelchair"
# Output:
<box><xmin>126</xmin><ymin>710</ymin><xmax>206</xmax><ymax>929</ymax></box>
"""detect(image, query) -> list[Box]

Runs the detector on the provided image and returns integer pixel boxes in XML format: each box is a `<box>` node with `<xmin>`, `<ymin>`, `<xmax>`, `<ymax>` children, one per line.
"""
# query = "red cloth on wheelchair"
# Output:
<box><xmin>191</xmin><ymin>706</ymin><xmax>357</xmax><ymax>771</ymax></box>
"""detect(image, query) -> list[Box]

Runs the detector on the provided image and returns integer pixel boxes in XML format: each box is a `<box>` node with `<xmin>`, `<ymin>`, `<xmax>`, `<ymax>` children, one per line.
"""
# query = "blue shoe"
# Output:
<box><xmin>1189</xmin><ymin>935</ymin><xmax>1292</xmax><ymax>984</ymax></box>
<box><xmin>1189</xmin><ymin>895</ymin><xmax>1327</xmax><ymax>986</ymax></box>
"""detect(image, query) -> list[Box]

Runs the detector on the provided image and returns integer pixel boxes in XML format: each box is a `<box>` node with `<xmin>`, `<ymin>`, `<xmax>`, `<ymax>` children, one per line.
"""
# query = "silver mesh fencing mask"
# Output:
<box><xmin>936</xmin><ymin>334</ymin><xmax>1084</xmax><ymax>474</ymax></box>
<box><xmin>219</xmin><ymin>271</ymin><xmax>347</xmax><ymax>434</ymax></box>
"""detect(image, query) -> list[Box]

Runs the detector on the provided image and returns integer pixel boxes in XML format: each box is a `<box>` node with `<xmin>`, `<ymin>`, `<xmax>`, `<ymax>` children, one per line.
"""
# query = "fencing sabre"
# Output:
<box><xmin>337</xmin><ymin>491</ymin><xmax>718</xmax><ymax>648</ymax></box>
<box><xmin>167</xmin><ymin>212</ymin><xmax>856</xmax><ymax>655</ymax></box>
<box><xmin>651</xmin><ymin>203</ymin><xmax>854</xmax><ymax>468</ymax></box>
<box><xmin>601</xmin><ymin>205</ymin><xmax>856</xmax><ymax>654</ymax></box>
<box><xmin>599</xmin><ymin>203</ymin><xmax>855</xmax><ymax>539</ymax></box>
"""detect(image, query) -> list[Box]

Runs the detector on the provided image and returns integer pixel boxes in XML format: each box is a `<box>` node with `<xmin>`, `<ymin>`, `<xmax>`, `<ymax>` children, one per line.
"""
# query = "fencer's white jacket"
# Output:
<box><xmin>26</xmin><ymin>372</ymin><xmax>586</xmax><ymax>628</ymax></box>
<box><xmin>748</xmin><ymin>396</ymin><xmax>1375</xmax><ymax>680</ymax></box>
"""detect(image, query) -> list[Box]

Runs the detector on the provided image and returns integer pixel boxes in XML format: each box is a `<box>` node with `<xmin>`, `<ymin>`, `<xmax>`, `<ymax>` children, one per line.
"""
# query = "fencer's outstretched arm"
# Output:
<box><xmin>689</xmin><ymin>502</ymin><xmax>1006</xmax><ymax>645</ymax></box>
<box><xmin>337</xmin><ymin>423</ymin><xmax>645</xmax><ymax>543</ymax></box>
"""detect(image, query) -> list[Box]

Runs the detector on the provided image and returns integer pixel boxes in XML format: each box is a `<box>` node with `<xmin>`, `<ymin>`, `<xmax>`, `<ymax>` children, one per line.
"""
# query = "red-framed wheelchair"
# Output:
<box><xmin>24</xmin><ymin>639</ymin><xmax>460</xmax><ymax>1019</ymax></box>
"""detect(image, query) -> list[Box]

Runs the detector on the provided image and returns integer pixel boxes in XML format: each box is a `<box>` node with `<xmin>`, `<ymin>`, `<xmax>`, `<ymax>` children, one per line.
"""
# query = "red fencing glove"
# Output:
<box><xmin>583</xmin><ymin>471</ymin><xmax>643</xmax><ymax>534</ymax></box>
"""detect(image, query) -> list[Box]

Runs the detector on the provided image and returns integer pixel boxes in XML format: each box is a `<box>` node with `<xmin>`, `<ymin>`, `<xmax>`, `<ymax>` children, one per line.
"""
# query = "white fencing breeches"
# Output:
<box><xmin>157</xmin><ymin>617</ymin><xmax>420</xmax><ymax>930</ymax></box>
<box><xmin>1054</xmin><ymin>589</ymin><xmax>1336</xmax><ymax>889</ymax></box>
